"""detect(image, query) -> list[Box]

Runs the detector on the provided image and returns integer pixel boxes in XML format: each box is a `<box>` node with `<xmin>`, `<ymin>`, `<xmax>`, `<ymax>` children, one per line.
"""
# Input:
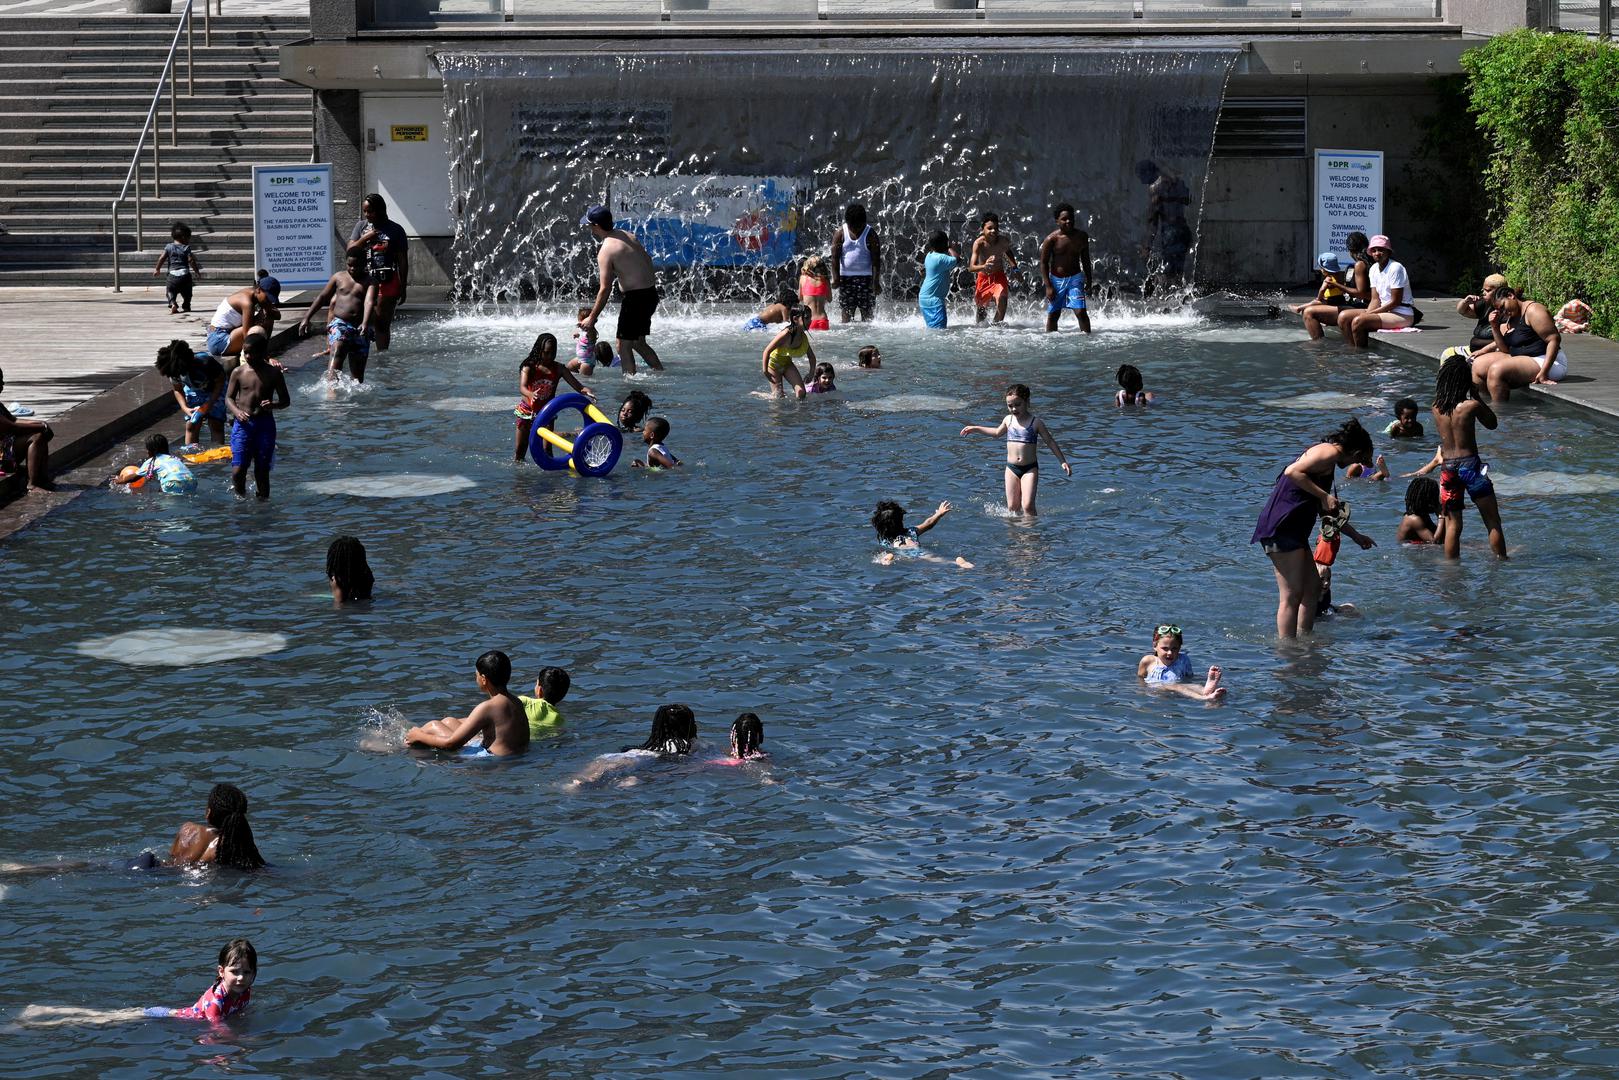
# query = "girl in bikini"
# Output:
<box><xmin>799</xmin><ymin>255</ymin><xmax>832</xmax><ymax>329</ymax></box>
<box><xmin>960</xmin><ymin>383</ymin><xmax>1072</xmax><ymax>516</ymax></box>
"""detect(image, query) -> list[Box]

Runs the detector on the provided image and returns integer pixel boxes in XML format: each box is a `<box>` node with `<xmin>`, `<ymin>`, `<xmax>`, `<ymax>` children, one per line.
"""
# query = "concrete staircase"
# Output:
<box><xmin>0</xmin><ymin>14</ymin><xmax>310</xmax><ymax>287</ymax></box>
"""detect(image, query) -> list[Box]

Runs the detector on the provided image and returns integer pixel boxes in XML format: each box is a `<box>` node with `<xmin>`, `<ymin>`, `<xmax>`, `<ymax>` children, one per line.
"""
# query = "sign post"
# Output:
<box><xmin>1312</xmin><ymin>149</ymin><xmax>1382</xmax><ymax>269</ymax></box>
<box><xmin>252</xmin><ymin>163</ymin><xmax>335</xmax><ymax>289</ymax></box>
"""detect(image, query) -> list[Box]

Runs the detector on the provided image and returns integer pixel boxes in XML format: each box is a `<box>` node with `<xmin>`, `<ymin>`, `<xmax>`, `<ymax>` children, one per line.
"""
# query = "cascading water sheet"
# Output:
<box><xmin>439</xmin><ymin>43</ymin><xmax>1236</xmax><ymax>309</ymax></box>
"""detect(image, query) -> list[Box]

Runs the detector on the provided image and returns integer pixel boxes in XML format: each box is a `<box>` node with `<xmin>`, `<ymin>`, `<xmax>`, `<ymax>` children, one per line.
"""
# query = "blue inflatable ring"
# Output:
<box><xmin>529</xmin><ymin>392</ymin><xmax>625</xmax><ymax>476</ymax></box>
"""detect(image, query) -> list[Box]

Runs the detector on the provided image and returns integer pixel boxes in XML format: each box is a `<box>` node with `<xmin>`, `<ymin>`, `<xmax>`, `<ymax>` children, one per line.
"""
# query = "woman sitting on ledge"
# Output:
<box><xmin>1472</xmin><ymin>286</ymin><xmax>1565</xmax><ymax>402</ymax></box>
<box><xmin>1336</xmin><ymin>234</ymin><xmax>1413</xmax><ymax>347</ymax></box>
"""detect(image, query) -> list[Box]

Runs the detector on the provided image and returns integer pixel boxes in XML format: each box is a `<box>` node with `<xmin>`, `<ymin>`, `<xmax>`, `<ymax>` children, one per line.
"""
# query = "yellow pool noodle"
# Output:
<box><xmin>584</xmin><ymin>403</ymin><xmax>611</xmax><ymax>426</ymax></box>
<box><xmin>536</xmin><ymin>427</ymin><xmax>575</xmax><ymax>453</ymax></box>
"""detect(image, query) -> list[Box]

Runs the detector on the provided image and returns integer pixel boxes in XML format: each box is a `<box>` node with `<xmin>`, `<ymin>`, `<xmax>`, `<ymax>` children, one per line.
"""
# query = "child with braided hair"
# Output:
<box><xmin>170</xmin><ymin>783</ymin><xmax>267</xmax><ymax>871</ymax></box>
<box><xmin>1433</xmin><ymin>351</ymin><xmax>1507</xmax><ymax>559</ymax></box>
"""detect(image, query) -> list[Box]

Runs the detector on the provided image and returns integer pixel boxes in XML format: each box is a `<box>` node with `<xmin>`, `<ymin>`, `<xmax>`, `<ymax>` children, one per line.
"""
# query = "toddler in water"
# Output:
<box><xmin>630</xmin><ymin>416</ymin><xmax>680</xmax><ymax>468</ymax></box>
<box><xmin>1137</xmin><ymin>624</ymin><xmax>1226</xmax><ymax>700</ymax></box>
<box><xmin>568</xmin><ymin>308</ymin><xmax>616</xmax><ymax>375</ymax></box>
<box><xmin>1396</xmin><ymin>475</ymin><xmax>1445</xmax><ymax>545</ymax></box>
<box><xmin>858</xmin><ymin>345</ymin><xmax>882</xmax><ymax>369</ymax></box>
<box><xmin>1385</xmin><ymin>397</ymin><xmax>1424</xmax><ymax>438</ymax></box>
<box><xmin>805</xmin><ymin>362</ymin><xmax>837</xmax><ymax>395</ymax></box>
<box><xmin>20</xmin><ymin>939</ymin><xmax>256</xmax><ymax>1026</ymax></box>
<box><xmin>567</xmin><ymin>703</ymin><xmax>697</xmax><ymax>788</ymax></box>
<box><xmin>800</xmin><ymin>255</ymin><xmax>832</xmax><ymax>329</ymax></box>
<box><xmin>872</xmin><ymin>499</ymin><xmax>973</xmax><ymax>569</ymax></box>
<box><xmin>514</xmin><ymin>332</ymin><xmax>591</xmax><ymax>462</ymax></box>
<box><xmin>1115</xmin><ymin>363</ymin><xmax>1154</xmax><ymax>406</ymax></box>
<box><xmin>960</xmin><ymin>383</ymin><xmax>1071</xmax><ymax>515</ymax></box>
<box><xmin>116</xmin><ymin>433</ymin><xmax>196</xmax><ymax>494</ymax></box>
<box><xmin>520</xmin><ymin>665</ymin><xmax>570</xmax><ymax>738</ymax></box>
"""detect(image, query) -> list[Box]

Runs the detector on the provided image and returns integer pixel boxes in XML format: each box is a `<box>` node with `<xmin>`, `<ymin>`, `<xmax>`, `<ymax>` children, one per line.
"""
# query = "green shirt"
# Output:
<box><xmin>520</xmin><ymin>696</ymin><xmax>563</xmax><ymax>738</ymax></box>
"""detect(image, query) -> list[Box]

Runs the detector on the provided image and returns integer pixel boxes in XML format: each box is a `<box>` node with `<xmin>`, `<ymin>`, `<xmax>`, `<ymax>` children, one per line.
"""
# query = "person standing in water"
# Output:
<box><xmin>830</xmin><ymin>203</ymin><xmax>882</xmax><ymax>323</ymax></box>
<box><xmin>1039</xmin><ymin>203</ymin><xmax>1093</xmax><ymax>333</ymax></box>
<box><xmin>959</xmin><ymin>383</ymin><xmax>1072</xmax><ymax>516</ymax></box>
<box><xmin>345</xmin><ymin>193</ymin><xmax>409</xmax><ymax>352</ymax></box>
<box><xmin>1433</xmin><ymin>352</ymin><xmax>1508</xmax><ymax>560</ymax></box>
<box><xmin>579</xmin><ymin>204</ymin><xmax>663</xmax><ymax>375</ymax></box>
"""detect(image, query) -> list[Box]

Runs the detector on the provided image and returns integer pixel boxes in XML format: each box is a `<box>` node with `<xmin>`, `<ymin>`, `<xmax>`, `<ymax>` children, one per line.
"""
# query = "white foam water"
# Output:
<box><xmin>1490</xmin><ymin>471</ymin><xmax>1619</xmax><ymax>496</ymax></box>
<box><xmin>75</xmin><ymin>628</ymin><xmax>289</xmax><ymax>667</ymax></box>
<box><xmin>1262</xmin><ymin>391</ymin><xmax>1383</xmax><ymax>411</ymax></box>
<box><xmin>302</xmin><ymin>474</ymin><xmax>479</xmax><ymax>499</ymax></box>
<box><xmin>429</xmin><ymin>396</ymin><xmax>515</xmax><ymax>413</ymax></box>
<box><xmin>857</xmin><ymin>394</ymin><xmax>971</xmax><ymax>414</ymax></box>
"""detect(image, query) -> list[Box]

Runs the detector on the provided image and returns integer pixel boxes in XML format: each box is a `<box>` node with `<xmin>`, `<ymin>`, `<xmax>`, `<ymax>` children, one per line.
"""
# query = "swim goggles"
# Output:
<box><xmin>1155</xmin><ymin>624</ymin><xmax>1182</xmax><ymax>637</ymax></box>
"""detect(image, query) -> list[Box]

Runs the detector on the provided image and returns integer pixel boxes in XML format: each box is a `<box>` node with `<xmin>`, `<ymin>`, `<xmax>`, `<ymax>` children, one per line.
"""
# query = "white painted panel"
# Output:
<box><xmin>362</xmin><ymin>94</ymin><xmax>454</xmax><ymax>236</ymax></box>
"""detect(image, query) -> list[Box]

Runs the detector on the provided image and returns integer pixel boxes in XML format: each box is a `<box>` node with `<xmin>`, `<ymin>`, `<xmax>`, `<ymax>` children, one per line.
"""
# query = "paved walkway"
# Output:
<box><xmin>0</xmin><ymin>0</ymin><xmax>306</xmax><ymax>14</ymax></box>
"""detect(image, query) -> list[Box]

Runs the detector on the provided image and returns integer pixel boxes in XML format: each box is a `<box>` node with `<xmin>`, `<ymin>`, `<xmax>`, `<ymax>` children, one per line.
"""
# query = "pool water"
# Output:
<box><xmin>4</xmin><ymin>307</ymin><xmax>1619</xmax><ymax>1077</ymax></box>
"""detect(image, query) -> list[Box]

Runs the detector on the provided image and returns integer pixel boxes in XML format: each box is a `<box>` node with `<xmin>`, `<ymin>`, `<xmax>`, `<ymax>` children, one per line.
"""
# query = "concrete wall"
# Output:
<box><xmin>1200</xmin><ymin>77</ymin><xmax>1450</xmax><ymax>292</ymax></box>
<box><xmin>1448</xmin><ymin>0</ymin><xmax>1543</xmax><ymax>36</ymax></box>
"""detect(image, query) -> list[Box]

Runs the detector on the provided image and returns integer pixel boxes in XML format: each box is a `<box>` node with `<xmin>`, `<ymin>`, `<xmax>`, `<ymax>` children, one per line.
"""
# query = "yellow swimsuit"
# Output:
<box><xmin>767</xmin><ymin>333</ymin><xmax>808</xmax><ymax>373</ymax></box>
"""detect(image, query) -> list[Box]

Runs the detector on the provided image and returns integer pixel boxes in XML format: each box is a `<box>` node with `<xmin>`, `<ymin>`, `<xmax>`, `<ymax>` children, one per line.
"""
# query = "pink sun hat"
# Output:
<box><xmin>1367</xmin><ymin>234</ymin><xmax>1392</xmax><ymax>253</ymax></box>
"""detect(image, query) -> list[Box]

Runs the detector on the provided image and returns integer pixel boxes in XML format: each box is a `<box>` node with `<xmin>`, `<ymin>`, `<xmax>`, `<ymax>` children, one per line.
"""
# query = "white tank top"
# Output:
<box><xmin>210</xmin><ymin>296</ymin><xmax>242</xmax><ymax>331</ymax></box>
<box><xmin>839</xmin><ymin>225</ymin><xmax>873</xmax><ymax>276</ymax></box>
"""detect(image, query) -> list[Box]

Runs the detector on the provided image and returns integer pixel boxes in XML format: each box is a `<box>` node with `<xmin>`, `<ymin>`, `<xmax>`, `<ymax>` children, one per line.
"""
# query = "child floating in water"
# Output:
<box><xmin>960</xmin><ymin>383</ymin><xmax>1071</xmax><ymax>515</ymax></box>
<box><xmin>116</xmin><ymin>433</ymin><xmax>196</xmax><ymax>494</ymax></box>
<box><xmin>404</xmin><ymin>650</ymin><xmax>529</xmax><ymax>757</ymax></box>
<box><xmin>871</xmin><ymin>499</ymin><xmax>973</xmax><ymax>569</ymax></box>
<box><xmin>20</xmin><ymin>939</ymin><xmax>257</xmax><ymax>1027</ymax></box>
<box><xmin>630</xmin><ymin>416</ymin><xmax>680</xmax><ymax>468</ymax></box>
<box><xmin>744</xmin><ymin>289</ymin><xmax>798</xmax><ymax>332</ymax></box>
<box><xmin>1385</xmin><ymin>397</ymin><xmax>1424</xmax><ymax>438</ymax></box>
<box><xmin>1396</xmin><ymin>476</ymin><xmax>1445</xmax><ymax>545</ymax></box>
<box><xmin>567</xmin><ymin>703</ymin><xmax>697</xmax><ymax>788</ymax></box>
<box><xmin>1344</xmin><ymin>454</ymin><xmax>1389</xmax><ymax>481</ymax></box>
<box><xmin>762</xmin><ymin>306</ymin><xmax>815</xmax><ymax>398</ymax></box>
<box><xmin>857</xmin><ymin>345</ymin><xmax>882</xmax><ymax>369</ymax></box>
<box><xmin>514</xmin><ymin>332</ymin><xmax>592</xmax><ymax>463</ymax></box>
<box><xmin>720</xmin><ymin>712</ymin><xmax>766</xmax><ymax>763</ymax></box>
<box><xmin>1136</xmin><ymin>624</ymin><xmax>1226</xmax><ymax>700</ymax></box>
<box><xmin>520</xmin><ymin>665</ymin><xmax>570</xmax><ymax>738</ymax></box>
<box><xmin>805</xmin><ymin>362</ymin><xmax>837</xmax><ymax>395</ymax></box>
<box><xmin>1115</xmin><ymin>363</ymin><xmax>1154</xmax><ymax>406</ymax></box>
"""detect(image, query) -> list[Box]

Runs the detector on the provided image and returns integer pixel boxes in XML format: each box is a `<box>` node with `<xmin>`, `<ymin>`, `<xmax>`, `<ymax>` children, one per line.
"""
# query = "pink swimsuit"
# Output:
<box><xmin>153</xmin><ymin>982</ymin><xmax>250</xmax><ymax>1021</ymax></box>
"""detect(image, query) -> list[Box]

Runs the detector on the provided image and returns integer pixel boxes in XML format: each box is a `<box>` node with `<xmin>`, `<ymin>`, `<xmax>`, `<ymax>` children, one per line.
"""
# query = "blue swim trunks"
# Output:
<box><xmin>205</xmin><ymin>327</ymin><xmax>232</xmax><ymax>357</ymax></box>
<box><xmin>919</xmin><ymin>299</ymin><xmax>948</xmax><ymax>330</ymax></box>
<box><xmin>1439</xmin><ymin>454</ymin><xmax>1493</xmax><ymax>513</ymax></box>
<box><xmin>1047</xmin><ymin>273</ymin><xmax>1087</xmax><ymax>313</ymax></box>
<box><xmin>229</xmin><ymin>412</ymin><xmax>276</xmax><ymax>471</ymax></box>
<box><xmin>182</xmin><ymin>384</ymin><xmax>226</xmax><ymax>421</ymax></box>
<box><xmin>327</xmin><ymin>317</ymin><xmax>371</xmax><ymax>360</ymax></box>
<box><xmin>742</xmin><ymin>316</ymin><xmax>768</xmax><ymax>331</ymax></box>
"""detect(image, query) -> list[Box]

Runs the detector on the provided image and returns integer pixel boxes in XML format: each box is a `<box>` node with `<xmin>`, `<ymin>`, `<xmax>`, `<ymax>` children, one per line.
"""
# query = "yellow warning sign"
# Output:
<box><xmin>390</xmin><ymin>125</ymin><xmax>428</xmax><ymax>142</ymax></box>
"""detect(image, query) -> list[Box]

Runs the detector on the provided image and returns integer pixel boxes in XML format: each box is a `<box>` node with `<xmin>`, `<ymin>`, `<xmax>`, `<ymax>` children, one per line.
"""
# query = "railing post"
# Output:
<box><xmin>1602</xmin><ymin>0</ymin><xmax>1612</xmax><ymax>41</ymax></box>
<box><xmin>187</xmin><ymin>4</ymin><xmax>194</xmax><ymax>96</ymax></box>
<box><xmin>169</xmin><ymin>60</ymin><xmax>177</xmax><ymax>147</ymax></box>
<box><xmin>135</xmin><ymin>162</ymin><xmax>145</xmax><ymax>251</ymax></box>
<box><xmin>112</xmin><ymin>204</ymin><xmax>123</xmax><ymax>292</ymax></box>
<box><xmin>205</xmin><ymin>0</ymin><xmax>211</xmax><ymax>46</ymax></box>
<box><xmin>153</xmin><ymin>130</ymin><xmax>162</xmax><ymax>201</ymax></box>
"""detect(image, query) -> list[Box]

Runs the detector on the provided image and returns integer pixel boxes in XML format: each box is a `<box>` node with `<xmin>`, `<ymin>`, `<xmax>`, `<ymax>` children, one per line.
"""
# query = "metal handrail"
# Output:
<box><xmin>111</xmin><ymin>0</ymin><xmax>210</xmax><ymax>292</ymax></box>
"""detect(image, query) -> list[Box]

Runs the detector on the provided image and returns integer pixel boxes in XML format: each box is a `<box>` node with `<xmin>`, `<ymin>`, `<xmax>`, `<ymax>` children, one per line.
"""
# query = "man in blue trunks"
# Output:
<box><xmin>225</xmin><ymin>329</ymin><xmax>289</xmax><ymax>500</ymax></box>
<box><xmin>1039</xmin><ymin>202</ymin><xmax>1094</xmax><ymax>334</ymax></box>
<box><xmin>298</xmin><ymin>252</ymin><xmax>376</xmax><ymax>383</ymax></box>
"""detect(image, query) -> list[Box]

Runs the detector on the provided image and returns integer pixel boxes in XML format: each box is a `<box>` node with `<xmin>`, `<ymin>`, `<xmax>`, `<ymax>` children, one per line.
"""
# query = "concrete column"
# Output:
<box><xmin>1447</xmin><ymin>0</ymin><xmax>1542</xmax><ymax>35</ymax></box>
<box><xmin>310</xmin><ymin>0</ymin><xmax>362</xmax><ymax>39</ymax></box>
<box><xmin>317</xmin><ymin>89</ymin><xmax>365</xmax><ymax>254</ymax></box>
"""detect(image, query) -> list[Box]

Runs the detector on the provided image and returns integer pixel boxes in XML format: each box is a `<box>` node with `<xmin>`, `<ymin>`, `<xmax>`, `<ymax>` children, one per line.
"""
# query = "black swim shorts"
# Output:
<box><xmin>616</xmin><ymin>287</ymin><xmax>659</xmax><ymax>341</ymax></box>
<box><xmin>839</xmin><ymin>275</ymin><xmax>874</xmax><ymax>320</ymax></box>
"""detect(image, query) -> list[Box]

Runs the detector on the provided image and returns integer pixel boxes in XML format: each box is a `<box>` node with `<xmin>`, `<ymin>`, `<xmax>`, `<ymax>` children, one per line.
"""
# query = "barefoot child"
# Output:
<box><xmin>917</xmin><ymin>230</ymin><xmax>960</xmax><ymax>329</ymax></box>
<box><xmin>567</xmin><ymin>704</ymin><xmax>697</xmax><ymax>788</ymax></box>
<box><xmin>629</xmin><ymin>416</ymin><xmax>680</xmax><ymax>468</ymax></box>
<box><xmin>871</xmin><ymin>499</ymin><xmax>973</xmax><ymax>569</ymax></box>
<box><xmin>520</xmin><ymin>665</ymin><xmax>570</xmax><ymax>738</ymax></box>
<box><xmin>298</xmin><ymin>252</ymin><xmax>377</xmax><ymax>383</ymax></box>
<box><xmin>799</xmin><ymin>255</ymin><xmax>832</xmax><ymax>329</ymax></box>
<box><xmin>858</xmin><ymin>345</ymin><xmax>882</xmax><ymax>369</ymax></box>
<box><xmin>1039</xmin><ymin>202</ymin><xmax>1093</xmax><ymax>333</ymax></box>
<box><xmin>1311</xmin><ymin>500</ymin><xmax>1376</xmax><ymax>615</ymax></box>
<box><xmin>1385</xmin><ymin>397</ymin><xmax>1424</xmax><ymax>438</ymax></box>
<box><xmin>19</xmin><ymin>939</ymin><xmax>257</xmax><ymax>1027</ymax></box>
<box><xmin>960</xmin><ymin>383</ymin><xmax>1072</xmax><ymax>515</ymax></box>
<box><xmin>1396</xmin><ymin>476</ymin><xmax>1445</xmax><ymax>545</ymax></box>
<box><xmin>225</xmin><ymin>330</ymin><xmax>289</xmax><ymax>500</ymax></box>
<box><xmin>1137</xmin><ymin>624</ymin><xmax>1226</xmax><ymax>700</ymax></box>
<box><xmin>969</xmin><ymin>213</ymin><xmax>1018</xmax><ymax>324</ymax></box>
<box><xmin>0</xmin><ymin>367</ymin><xmax>53</xmax><ymax>492</ymax></box>
<box><xmin>156</xmin><ymin>340</ymin><xmax>226</xmax><ymax>447</ymax></box>
<box><xmin>1115</xmin><ymin>363</ymin><xmax>1154</xmax><ymax>406</ymax></box>
<box><xmin>116</xmin><ymin>433</ymin><xmax>196</xmax><ymax>494</ymax></box>
<box><xmin>762</xmin><ymin>306</ymin><xmax>815</xmax><ymax>398</ymax></box>
<box><xmin>1433</xmin><ymin>351</ymin><xmax>1508</xmax><ymax>559</ymax></box>
<box><xmin>567</xmin><ymin>308</ymin><xmax>616</xmax><ymax>375</ymax></box>
<box><xmin>805</xmin><ymin>362</ymin><xmax>837</xmax><ymax>395</ymax></box>
<box><xmin>1345</xmin><ymin>453</ymin><xmax>1389</xmax><ymax>481</ymax></box>
<box><xmin>514</xmin><ymin>332</ymin><xmax>591</xmax><ymax>463</ymax></box>
<box><xmin>404</xmin><ymin>650</ymin><xmax>530</xmax><ymax>757</ymax></box>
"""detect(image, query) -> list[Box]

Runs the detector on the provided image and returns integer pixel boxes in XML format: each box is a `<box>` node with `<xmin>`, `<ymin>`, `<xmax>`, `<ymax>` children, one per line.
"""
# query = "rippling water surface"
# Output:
<box><xmin>4</xmin><ymin>308</ymin><xmax>1619</xmax><ymax>1077</ymax></box>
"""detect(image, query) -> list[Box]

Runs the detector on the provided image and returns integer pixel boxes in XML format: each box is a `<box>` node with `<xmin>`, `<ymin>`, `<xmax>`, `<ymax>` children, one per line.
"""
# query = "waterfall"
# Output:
<box><xmin>439</xmin><ymin>43</ymin><xmax>1237</xmax><ymax>311</ymax></box>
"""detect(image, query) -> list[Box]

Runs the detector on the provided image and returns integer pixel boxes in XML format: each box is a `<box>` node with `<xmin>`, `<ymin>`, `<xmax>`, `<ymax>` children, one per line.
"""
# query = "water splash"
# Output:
<box><xmin>439</xmin><ymin>46</ymin><xmax>1236</xmax><ymax>311</ymax></box>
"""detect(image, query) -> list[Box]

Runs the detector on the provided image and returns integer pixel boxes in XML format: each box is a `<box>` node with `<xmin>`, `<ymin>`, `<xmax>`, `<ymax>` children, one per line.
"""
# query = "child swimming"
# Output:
<box><xmin>514</xmin><ymin>332</ymin><xmax>592</xmax><ymax>463</ymax></box>
<box><xmin>19</xmin><ymin>939</ymin><xmax>257</xmax><ymax>1027</ymax></box>
<box><xmin>762</xmin><ymin>305</ymin><xmax>815</xmax><ymax>398</ymax></box>
<box><xmin>805</xmin><ymin>362</ymin><xmax>837</xmax><ymax>395</ymax></box>
<box><xmin>744</xmin><ymin>288</ymin><xmax>798</xmax><ymax>332</ymax></box>
<box><xmin>169</xmin><ymin>782</ymin><xmax>267</xmax><ymax>870</ymax></box>
<box><xmin>1385</xmin><ymin>397</ymin><xmax>1424</xmax><ymax>438</ymax></box>
<box><xmin>617</xmin><ymin>390</ymin><xmax>653</xmax><ymax>431</ymax></box>
<box><xmin>1396</xmin><ymin>476</ymin><xmax>1445</xmax><ymax>545</ymax></box>
<box><xmin>871</xmin><ymin>499</ymin><xmax>973</xmax><ymax>569</ymax></box>
<box><xmin>1136</xmin><ymin>624</ymin><xmax>1226</xmax><ymax>700</ymax></box>
<box><xmin>327</xmin><ymin>534</ymin><xmax>374</xmax><ymax>603</ymax></box>
<box><xmin>567</xmin><ymin>703</ymin><xmax>698</xmax><ymax>788</ymax></box>
<box><xmin>959</xmin><ymin>383</ymin><xmax>1072</xmax><ymax>515</ymax></box>
<box><xmin>719</xmin><ymin>712</ymin><xmax>766</xmax><ymax>763</ymax></box>
<box><xmin>1115</xmin><ymin>363</ymin><xmax>1154</xmax><ymax>406</ymax></box>
<box><xmin>1344</xmin><ymin>454</ymin><xmax>1389</xmax><ymax>481</ymax></box>
<box><xmin>520</xmin><ymin>665</ymin><xmax>570</xmax><ymax>738</ymax></box>
<box><xmin>630</xmin><ymin>416</ymin><xmax>680</xmax><ymax>468</ymax></box>
<box><xmin>404</xmin><ymin>650</ymin><xmax>529</xmax><ymax>757</ymax></box>
<box><xmin>116</xmin><ymin>433</ymin><xmax>196</xmax><ymax>494</ymax></box>
<box><xmin>857</xmin><ymin>345</ymin><xmax>882</xmax><ymax>369</ymax></box>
